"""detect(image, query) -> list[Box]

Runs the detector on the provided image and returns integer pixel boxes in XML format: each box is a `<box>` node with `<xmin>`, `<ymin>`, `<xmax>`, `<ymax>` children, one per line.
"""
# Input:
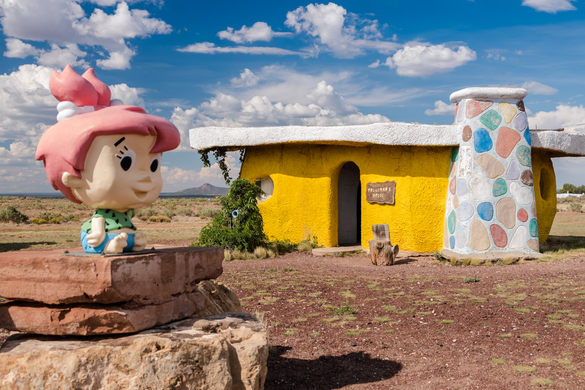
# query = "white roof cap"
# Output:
<box><xmin>450</xmin><ymin>87</ymin><xmax>527</xmax><ymax>103</ymax></box>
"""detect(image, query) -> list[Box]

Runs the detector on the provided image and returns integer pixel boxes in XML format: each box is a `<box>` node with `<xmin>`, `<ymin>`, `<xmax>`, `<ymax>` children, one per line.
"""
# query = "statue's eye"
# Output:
<box><xmin>150</xmin><ymin>157</ymin><xmax>159</xmax><ymax>172</ymax></box>
<box><xmin>121</xmin><ymin>156</ymin><xmax>132</xmax><ymax>171</ymax></box>
<box><xmin>117</xmin><ymin>148</ymin><xmax>136</xmax><ymax>171</ymax></box>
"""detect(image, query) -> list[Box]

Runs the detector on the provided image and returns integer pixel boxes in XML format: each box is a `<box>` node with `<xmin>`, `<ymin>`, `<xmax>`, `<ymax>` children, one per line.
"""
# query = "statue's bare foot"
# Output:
<box><xmin>132</xmin><ymin>231</ymin><xmax>147</xmax><ymax>251</ymax></box>
<box><xmin>104</xmin><ymin>232</ymin><xmax>128</xmax><ymax>254</ymax></box>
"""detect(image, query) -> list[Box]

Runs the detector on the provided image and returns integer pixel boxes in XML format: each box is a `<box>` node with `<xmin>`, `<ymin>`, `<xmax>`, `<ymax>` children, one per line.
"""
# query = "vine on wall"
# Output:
<box><xmin>198</xmin><ymin>148</ymin><xmax>246</xmax><ymax>185</ymax></box>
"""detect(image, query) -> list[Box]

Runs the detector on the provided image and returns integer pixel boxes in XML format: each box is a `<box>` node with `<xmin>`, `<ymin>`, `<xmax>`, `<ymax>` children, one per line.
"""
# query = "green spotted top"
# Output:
<box><xmin>81</xmin><ymin>209</ymin><xmax>136</xmax><ymax>233</ymax></box>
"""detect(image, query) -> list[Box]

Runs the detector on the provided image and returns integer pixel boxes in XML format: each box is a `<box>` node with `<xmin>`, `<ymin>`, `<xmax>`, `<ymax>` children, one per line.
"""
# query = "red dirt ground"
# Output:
<box><xmin>220</xmin><ymin>252</ymin><xmax>585</xmax><ymax>389</ymax></box>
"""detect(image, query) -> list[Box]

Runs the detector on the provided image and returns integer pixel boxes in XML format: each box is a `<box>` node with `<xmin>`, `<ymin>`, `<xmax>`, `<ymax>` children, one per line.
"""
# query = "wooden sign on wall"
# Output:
<box><xmin>366</xmin><ymin>181</ymin><xmax>396</xmax><ymax>205</ymax></box>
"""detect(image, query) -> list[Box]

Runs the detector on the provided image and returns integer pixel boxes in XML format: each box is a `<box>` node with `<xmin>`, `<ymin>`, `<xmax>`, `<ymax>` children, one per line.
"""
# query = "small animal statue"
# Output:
<box><xmin>36</xmin><ymin>65</ymin><xmax>180</xmax><ymax>254</ymax></box>
<box><xmin>369</xmin><ymin>224</ymin><xmax>399</xmax><ymax>266</ymax></box>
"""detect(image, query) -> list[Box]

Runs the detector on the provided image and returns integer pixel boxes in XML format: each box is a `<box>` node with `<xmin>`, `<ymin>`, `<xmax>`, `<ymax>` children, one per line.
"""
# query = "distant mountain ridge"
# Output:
<box><xmin>171</xmin><ymin>183</ymin><xmax>228</xmax><ymax>196</ymax></box>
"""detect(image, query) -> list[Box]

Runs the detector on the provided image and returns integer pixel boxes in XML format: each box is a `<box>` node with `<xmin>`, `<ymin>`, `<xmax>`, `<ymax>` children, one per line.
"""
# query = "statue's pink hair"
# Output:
<box><xmin>36</xmin><ymin>65</ymin><xmax>180</xmax><ymax>203</ymax></box>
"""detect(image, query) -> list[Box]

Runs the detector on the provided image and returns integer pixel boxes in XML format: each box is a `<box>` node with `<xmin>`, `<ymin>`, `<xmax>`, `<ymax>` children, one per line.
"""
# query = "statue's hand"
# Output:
<box><xmin>87</xmin><ymin>230</ymin><xmax>106</xmax><ymax>247</ymax></box>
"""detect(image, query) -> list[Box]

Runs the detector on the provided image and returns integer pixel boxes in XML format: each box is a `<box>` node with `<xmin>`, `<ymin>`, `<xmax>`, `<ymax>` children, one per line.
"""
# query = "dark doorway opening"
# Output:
<box><xmin>338</xmin><ymin>162</ymin><xmax>361</xmax><ymax>246</ymax></box>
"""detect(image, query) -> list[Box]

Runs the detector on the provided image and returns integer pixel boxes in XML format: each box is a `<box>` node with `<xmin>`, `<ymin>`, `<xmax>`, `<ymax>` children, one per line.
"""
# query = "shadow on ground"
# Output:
<box><xmin>393</xmin><ymin>257</ymin><xmax>418</xmax><ymax>265</ymax></box>
<box><xmin>265</xmin><ymin>346</ymin><xmax>402</xmax><ymax>389</ymax></box>
<box><xmin>0</xmin><ymin>242</ymin><xmax>56</xmax><ymax>252</ymax></box>
<box><xmin>541</xmin><ymin>235</ymin><xmax>585</xmax><ymax>252</ymax></box>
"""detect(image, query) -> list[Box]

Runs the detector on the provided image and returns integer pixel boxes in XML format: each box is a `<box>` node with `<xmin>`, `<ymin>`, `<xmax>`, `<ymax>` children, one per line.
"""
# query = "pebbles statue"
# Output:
<box><xmin>36</xmin><ymin>65</ymin><xmax>180</xmax><ymax>254</ymax></box>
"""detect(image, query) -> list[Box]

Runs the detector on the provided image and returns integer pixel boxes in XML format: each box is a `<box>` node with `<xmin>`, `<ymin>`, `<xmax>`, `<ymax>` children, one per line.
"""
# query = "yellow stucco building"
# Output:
<box><xmin>190</xmin><ymin>88</ymin><xmax>585</xmax><ymax>256</ymax></box>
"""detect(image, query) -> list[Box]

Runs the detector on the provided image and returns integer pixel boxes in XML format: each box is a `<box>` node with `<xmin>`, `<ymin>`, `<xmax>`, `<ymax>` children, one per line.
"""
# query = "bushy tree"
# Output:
<box><xmin>0</xmin><ymin>206</ymin><xmax>29</xmax><ymax>224</ymax></box>
<box><xmin>198</xmin><ymin>179</ymin><xmax>266</xmax><ymax>251</ymax></box>
<box><xmin>559</xmin><ymin>183</ymin><xmax>585</xmax><ymax>194</ymax></box>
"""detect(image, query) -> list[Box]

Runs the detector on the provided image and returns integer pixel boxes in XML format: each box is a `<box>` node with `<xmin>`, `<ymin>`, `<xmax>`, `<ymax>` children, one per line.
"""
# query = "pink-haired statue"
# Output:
<box><xmin>36</xmin><ymin>65</ymin><xmax>180</xmax><ymax>254</ymax></box>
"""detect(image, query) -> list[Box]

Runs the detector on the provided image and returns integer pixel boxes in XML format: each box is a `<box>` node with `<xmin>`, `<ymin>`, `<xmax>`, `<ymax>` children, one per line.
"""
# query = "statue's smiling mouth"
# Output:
<box><xmin>133</xmin><ymin>189</ymin><xmax>148</xmax><ymax>199</ymax></box>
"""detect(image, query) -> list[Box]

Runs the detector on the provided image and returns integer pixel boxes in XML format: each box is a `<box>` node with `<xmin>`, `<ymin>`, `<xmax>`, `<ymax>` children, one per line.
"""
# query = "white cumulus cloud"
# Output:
<box><xmin>96</xmin><ymin>46</ymin><xmax>136</xmax><ymax>70</ymax></box>
<box><xmin>528</xmin><ymin>104</ymin><xmax>585</xmax><ymax>129</ymax></box>
<box><xmin>0</xmin><ymin>0</ymin><xmax>171</xmax><ymax>69</ymax></box>
<box><xmin>161</xmin><ymin>165</ymin><xmax>198</xmax><ymax>188</ymax></box>
<box><xmin>37</xmin><ymin>44</ymin><xmax>88</xmax><ymax>68</ymax></box>
<box><xmin>425</xmin><ymin>100</ymin><xmax>456</xmax><ymax>116</ymax></box>
<box><xmin>4</xmin><ymin>38</ymin><xmax>40</xmax><ymax>58</ymax></box>
<box><xmin>74</xmin><ymin>2</ymin><xmax>171</xmax><ymax>39</ymax></box>
<box><xmin>218</xmin><ymin>21</ymin><xmax>291</xmax><ymax>43</ymax></box>
<box><xmin>384</xmin><ymin>43</ymin><xmax>476</xmax><ymax>77</ymax></box>
<box><xmin>285</xmin><ymin>2</ymin><xmax>398</xmax><ymax>58</ymax></box>
<box><xmin>110</xmin><ymin>83</ymin><xmax>145</xmax><ymax>106</ymax></box>
<box><xmin>87</xmin><ymin>0</ymin><xmax>158</xmax><ymax>7</ymax></box>
<box><xmin>177</xmin><ymin>42</ymin><xmax>303</xmax><ymax>56</ymax></box>
<box><xmin>231</xmin><ymin>68</ymin><xmax>260</xmax><ymax>88</ymax></box>
<box><xmin>522</xmin><ymin>0</ymin><xmax>577</xmax><ymax>13</ymax></box>
<box><xmin>171</xmin><ymin>68</ymin><xmax>390</xmax><ymax>136</ymax></box>
<box><xmin>161</xmin><ymin>153</ymin><xmax>240</xmax><ymax>189</ymax></box>
<box><xmin>520</xmin><ymin>81</ymin><xmax>558</xmax><ymax>95</ymax></box>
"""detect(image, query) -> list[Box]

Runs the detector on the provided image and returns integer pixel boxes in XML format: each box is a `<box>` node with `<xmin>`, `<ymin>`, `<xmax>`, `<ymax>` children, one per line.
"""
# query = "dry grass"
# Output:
<box><xmin>4</xmin><ymin>196</ymin><xmax>585</xmax><ymax>256</ymax></box>
<box><xmin>0</xmin><ymin>196</ymin><xmax>221</xmax><ymax>252</ymax></box>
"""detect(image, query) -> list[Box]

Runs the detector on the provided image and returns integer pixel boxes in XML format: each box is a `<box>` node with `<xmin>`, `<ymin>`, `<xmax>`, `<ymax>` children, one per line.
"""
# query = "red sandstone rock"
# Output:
<box><xmin>0</xmin><ymin>280</ymin><xmax>240</xmax><ymax>335</ymax></box>
<box><xmin>0</xmin><ymin>247</ymin><xmax>223</xmax><ymax>305</ymax></box>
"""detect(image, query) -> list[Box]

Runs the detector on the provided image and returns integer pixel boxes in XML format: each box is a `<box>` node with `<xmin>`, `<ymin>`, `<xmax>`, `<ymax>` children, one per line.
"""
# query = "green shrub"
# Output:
<box><xmin>163</xmin><ymin>208</ymin><xmax>176</xmax><ymax>218</ymax></box>
<box><xmin>64</xmin><ymin>213</ymin><xmax>78</xmax><ymax>222</ymax></box>
<box><xmin>253</xmin><ymin>246</ymin><xmax>268</xmax><ymax>259</ymax></box>
<box><xmin>136</xmin><ymin>207</ymin><xmax>157</xmax><ymax>221</ymax></box>
<box><xmin>198</xmin><ymin>179</ymin><xmax>267</xmax><ymax>251</ymax></box>
<box><xmin>175</xmin><ymin>207</ymin><xmax>194</xmax><ymax>217</ymax></box>
<box><xmin>148</xmin><ymin>215</ymin><xmax>171</xmax><ymax>223</ymax></box>
<box><xmin>224</xmin><ymin>249</ymin><xmax>233</xmax><ymax>261</ymax></box>
<box><xmin>268</xmin><ymin>238</ymin><xmax>297</xmax><ymax>254</ymax></box>
<box><xmin>31</xmin><ymin>212</ymin><xmax>77</xmax><ymax>224</ymax></box>
<box><xmin>570</xmin><ymin>202</ymin><xmax>582</xmax><ymax>213</ymax></box>
<box><xmin>297</xmin><ymin>240</ymin><xmax>313</xmax><ymax>252</ymax></box>
<box><xmin>0</xmin><ymin>206</ymin><xmax>29</xmax><ymax>224</ymax></box>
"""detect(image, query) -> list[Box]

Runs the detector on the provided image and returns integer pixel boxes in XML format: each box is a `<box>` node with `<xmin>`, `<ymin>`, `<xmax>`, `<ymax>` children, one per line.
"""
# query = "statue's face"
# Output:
<box><xmin>71</xmin><ymin>134</ymin><xmax>163</xmax><ymax>211</ymax></box>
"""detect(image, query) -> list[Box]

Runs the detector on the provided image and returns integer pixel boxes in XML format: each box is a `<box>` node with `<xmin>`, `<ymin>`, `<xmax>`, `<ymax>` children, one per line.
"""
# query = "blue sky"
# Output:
<box><xmin>1</xmin><ymin>0</ymin><xmax>585</xmax><ymax>194</ymax></box>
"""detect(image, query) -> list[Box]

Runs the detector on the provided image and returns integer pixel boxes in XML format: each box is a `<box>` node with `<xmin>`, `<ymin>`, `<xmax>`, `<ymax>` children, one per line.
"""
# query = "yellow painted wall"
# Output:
<box><xmin>532</xmin><ymin>150</ymin><xmax>557</xmax><ymax>243</ymax></box>
<box><xmin>240</xmin><ymin>144</ymin><xmax>452</xmax><ymax>253</ymax></box>
<box><xmin>240</xmin><ymin>144</ymin><xmax>557</xmax><ymax>253</ymax></box>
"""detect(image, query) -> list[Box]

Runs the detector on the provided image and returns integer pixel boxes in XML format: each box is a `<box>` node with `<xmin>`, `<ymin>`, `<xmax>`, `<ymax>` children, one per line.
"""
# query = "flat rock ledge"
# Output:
<box><xmin>0</xmin><ymin>312</ymin><xmax>268</xmax><ymax>390</ymax></box>
<box><xmin>0</xmin><ymin>280</ymin><xmax>241</xmax><ymax>336</ymax></box>
<box><xmin>0</xmin><ymin>247</ymin><xmax>233</xmax><ymax>336</ymax></box>
<box><xmin>0</xmin><ymin>247</ymin><xmax>224</xmax><ymax>305</ymax></box>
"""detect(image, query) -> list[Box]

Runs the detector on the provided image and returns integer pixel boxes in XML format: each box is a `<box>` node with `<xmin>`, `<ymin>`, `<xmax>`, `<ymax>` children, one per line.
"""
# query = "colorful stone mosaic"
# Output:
<box><xmin>443</xmin><ymin>89</ymin><xmax>539</xmax><ymax>255</ymax></box>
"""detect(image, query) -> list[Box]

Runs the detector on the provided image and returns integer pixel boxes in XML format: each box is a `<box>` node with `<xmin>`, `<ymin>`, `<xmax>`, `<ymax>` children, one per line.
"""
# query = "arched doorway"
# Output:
<box><xmin>338</xmin><ymin>162</ymin><xmax>361</xmax><ymax>246</ymax></box>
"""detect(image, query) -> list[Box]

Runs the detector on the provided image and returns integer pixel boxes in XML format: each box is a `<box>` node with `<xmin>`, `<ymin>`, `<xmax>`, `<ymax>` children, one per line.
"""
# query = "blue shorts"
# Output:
<box><xmin>80</xmin><ymin>231</ymin><xmax>135</xmax><ymax>253</ymax></box>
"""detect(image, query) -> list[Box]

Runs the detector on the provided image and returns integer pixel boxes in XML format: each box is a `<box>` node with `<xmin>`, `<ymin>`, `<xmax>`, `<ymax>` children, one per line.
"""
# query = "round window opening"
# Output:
<box><xmin>256</xmin><ymin>176</ymin><xmax>274</xmax><ymax>202</ymax></box>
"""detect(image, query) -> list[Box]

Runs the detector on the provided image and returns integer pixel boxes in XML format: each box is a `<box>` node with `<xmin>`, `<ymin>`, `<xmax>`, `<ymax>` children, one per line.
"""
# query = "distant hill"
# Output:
<box><xmin>170</xmin><ymin>183</ymin><xmax>228</xmax><ymax>197</ymax></box>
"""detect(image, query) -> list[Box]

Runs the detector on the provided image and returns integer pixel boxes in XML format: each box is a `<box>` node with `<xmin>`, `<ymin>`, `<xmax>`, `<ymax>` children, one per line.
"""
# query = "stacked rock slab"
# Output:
<box><xmin>442</xmin><ymin>87</ymin><xmax>540</xmax><ymax>258</ymax></box>
<box><xmin>0</xmin><ymin>313</ymin><xmax>268</xmax><ymax>390</ymax></box>
<box><xmin>1</xmin><ymin>247</ymin><xmax>269</xmax><ymax>389</ymax></box>
<box><xmin>0</xmin><ymin>247</ymin><xmax>232</xmax><ymax>335</ymax></box>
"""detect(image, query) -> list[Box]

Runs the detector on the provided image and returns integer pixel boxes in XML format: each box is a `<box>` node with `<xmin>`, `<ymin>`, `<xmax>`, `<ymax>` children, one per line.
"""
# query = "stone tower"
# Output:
<box><xmin>442</xmin><ymin>87</ymin><xmax>540</xmax><ymax>257</ymax></box>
